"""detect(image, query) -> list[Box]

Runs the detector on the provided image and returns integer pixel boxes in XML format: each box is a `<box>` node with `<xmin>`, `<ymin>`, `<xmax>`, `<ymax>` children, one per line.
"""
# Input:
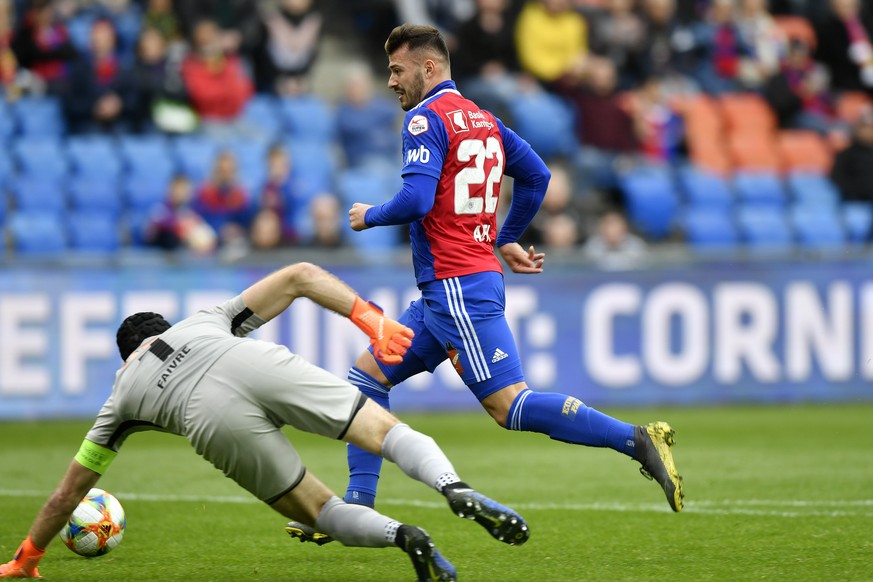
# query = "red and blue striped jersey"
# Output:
<box><xmin>365</xmin><ymin>80</ymin><xmax>548</xmax><ymax>286</ymax></box>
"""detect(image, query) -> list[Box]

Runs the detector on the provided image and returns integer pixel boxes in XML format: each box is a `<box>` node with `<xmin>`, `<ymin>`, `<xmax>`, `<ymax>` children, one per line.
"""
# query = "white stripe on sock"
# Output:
<box><xmin>509</xmin><ymin>389</ymin><xmax>532</xmax><ymax>430</ymax></box>
<box><xmin>348</xmin><ymin>367</ymin><xmax>390</xmax><ymax>395</ymax></box>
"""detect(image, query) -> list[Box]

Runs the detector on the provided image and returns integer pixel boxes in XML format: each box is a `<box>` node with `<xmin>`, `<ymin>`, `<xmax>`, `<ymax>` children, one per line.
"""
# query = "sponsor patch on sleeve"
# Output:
<box><xmin>407</xmin><ymin>114</ymin><xmax>429</xmax><ymax>135</ymax></box>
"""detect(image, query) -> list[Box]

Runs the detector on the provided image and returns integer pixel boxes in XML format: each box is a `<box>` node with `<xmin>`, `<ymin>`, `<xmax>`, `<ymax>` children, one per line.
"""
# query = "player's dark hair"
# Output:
<box><xmin>116</xmin><ymin>312</ymin><xmax>171</xmax><ymax>361</ymax></box>
<box><xmin>385</xmin><ymin>24</ymin><xmax>450</xmax><ymax>64</ymax></box>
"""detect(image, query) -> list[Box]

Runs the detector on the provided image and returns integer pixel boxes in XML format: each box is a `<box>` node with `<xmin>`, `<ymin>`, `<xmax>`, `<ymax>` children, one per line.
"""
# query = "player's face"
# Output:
<box><xmin>387</xmin><ymin>45</ymin><xmax>426</xmax><ymax>111</ymax></box>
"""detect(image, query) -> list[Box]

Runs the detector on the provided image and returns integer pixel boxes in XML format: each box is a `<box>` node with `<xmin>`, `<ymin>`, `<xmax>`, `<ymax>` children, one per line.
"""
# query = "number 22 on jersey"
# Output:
<box><xmin>454</xmin><ymin>136</ymin><xmax>504</xmax><ymax>215</ymax></box>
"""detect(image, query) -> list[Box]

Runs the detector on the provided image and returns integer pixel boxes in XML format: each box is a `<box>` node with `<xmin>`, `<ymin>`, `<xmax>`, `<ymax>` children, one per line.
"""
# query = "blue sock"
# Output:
<box><xmin>344</xmin><ymin>367</ymin><xmax>390</xmax><ymax>506</ymax></box>
<box><xmin>506</xmin><ymin>389</ymin><xmax>637</xmax><ymax>457</ymax></box>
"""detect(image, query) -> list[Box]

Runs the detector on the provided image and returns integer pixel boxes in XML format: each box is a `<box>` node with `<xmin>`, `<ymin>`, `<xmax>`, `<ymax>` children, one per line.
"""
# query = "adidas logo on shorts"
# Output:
<box><xmin>492</xmin><ymin>348</ymin><xmax>508</xmax><ymax>363</ymax></box>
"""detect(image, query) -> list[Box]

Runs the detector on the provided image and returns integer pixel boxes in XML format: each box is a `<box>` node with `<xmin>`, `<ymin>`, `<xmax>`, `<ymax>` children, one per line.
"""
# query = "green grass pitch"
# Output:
<box><xmin>1</xmin><ymin>404</ymin><xmax>871</xmax><ymax>581</ymax></box>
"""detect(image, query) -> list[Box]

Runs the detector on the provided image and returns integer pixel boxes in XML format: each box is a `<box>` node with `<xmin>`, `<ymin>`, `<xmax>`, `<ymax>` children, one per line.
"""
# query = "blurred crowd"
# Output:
<box><xmin>2</xmin><ymin>0</ymin><xmax>873</xmax><ymax>265</ymax></box>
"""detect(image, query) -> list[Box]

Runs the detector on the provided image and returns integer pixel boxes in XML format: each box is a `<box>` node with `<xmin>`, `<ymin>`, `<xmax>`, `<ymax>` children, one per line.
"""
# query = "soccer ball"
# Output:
<box><xmin>59</xmin><ymin>488</ymin><xmax>126</xmax><ymax>557</ymax></box>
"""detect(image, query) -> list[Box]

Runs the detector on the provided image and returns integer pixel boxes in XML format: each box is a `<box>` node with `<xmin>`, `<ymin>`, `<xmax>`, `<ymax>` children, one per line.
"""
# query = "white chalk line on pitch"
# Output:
<box><xmin>0</xmin><ymin>489</ymin><xmax>871</xmax><ymax>518</ymax></box>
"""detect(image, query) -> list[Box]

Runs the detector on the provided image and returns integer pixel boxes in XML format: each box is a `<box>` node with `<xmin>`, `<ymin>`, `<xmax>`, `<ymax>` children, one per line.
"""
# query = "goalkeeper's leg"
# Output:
<box><xmin>272</xmin><ymin>473</ymin><xmax>456</xmax><ymax>581</ymax></box>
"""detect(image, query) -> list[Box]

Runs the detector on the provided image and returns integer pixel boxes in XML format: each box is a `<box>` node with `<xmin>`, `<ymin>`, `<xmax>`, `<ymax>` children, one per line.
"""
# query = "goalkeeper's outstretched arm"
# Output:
<box><xmin>0</xmin><ymin>459</ymin><xmax>101</xmax><ymax>578</ymax></box>
<box><xmin>240</xmin><ymin>262</ymin><xmax>413</xmax><ymax>365</ymax></box>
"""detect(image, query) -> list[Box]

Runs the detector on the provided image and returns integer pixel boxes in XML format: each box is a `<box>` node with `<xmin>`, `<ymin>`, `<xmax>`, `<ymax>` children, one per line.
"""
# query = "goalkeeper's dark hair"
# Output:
<box><xmin>385</xmin><ymin>24</ymin><xmax>449</xmax><ymax>64</ymax></box>
<box><xmin>116</xmin><ymin>312</ymin><xmax>171</xmax><ymax>361</ymax></box>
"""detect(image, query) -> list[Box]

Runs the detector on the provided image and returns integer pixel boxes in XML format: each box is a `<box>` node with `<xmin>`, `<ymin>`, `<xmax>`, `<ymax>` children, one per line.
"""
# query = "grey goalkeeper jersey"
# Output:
<box><xmin>86</xmin><ymin>295</ymin><xmax>266</xmax><ymax>451</ymax></box>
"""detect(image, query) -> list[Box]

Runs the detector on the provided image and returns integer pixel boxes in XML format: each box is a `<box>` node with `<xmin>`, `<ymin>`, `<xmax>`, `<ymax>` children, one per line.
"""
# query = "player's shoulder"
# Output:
<box><xmin>403</xmin><ymin>108</ymin><xmax>436</xmax><ymax>138</ymax></box>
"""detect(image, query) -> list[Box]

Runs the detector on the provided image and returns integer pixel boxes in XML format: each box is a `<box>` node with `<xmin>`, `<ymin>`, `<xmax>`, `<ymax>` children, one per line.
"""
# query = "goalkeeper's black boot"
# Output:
<box><xmin>285</xmin><ymin>521</ymin><xmax>334</xmax><ymax>546</ymax></box>
<box><xmin>396</xmin><ymin>525</ymin><xmax>456</xmax><ymax>582</ymax></box>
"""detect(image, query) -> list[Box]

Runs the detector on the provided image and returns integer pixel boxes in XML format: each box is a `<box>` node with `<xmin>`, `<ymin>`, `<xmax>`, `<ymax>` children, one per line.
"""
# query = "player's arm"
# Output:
<box><xmin>350</xmin><ymin>109</ymin><xmax>446</xmax><ymax>231</ymax></box>
<box><xmin>240</xmin><ymin>262</ymin><xmax>413</xmax><ymax>364</ymax></box>
<box><xmin>349</xmin><ymin>173</ymin><xmax>438</xmax><ymax>231</ymax></box>
<box><xmin>0</xmin><ymin>441</ymin><xmax>110</xmax><ymax>578</ymax></box>
<box><xmin>494</xmin><ymin>119</ymin><xmax>551</xmax><ymax>274</ymax></box>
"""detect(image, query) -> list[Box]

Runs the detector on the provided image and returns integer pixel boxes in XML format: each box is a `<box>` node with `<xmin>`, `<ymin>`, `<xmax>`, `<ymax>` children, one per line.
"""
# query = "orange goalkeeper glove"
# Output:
<box><xmin>349</xmin><ymin>297</ymin><xmax>414</xmax><ymax>365</ymax></box>
<box><xmin>0</xmin><ymin>537</ymin><xmax>44</xmax><ymax>579</ymax></box>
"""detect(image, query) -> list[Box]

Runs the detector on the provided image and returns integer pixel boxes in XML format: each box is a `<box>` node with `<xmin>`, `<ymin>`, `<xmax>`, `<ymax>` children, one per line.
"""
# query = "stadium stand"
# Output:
<box><xmin>618</xmin><ymin>165</ymin><xmax>679</xmax><ymax>240</ymax></box>
<box><xmin>280</xmin><ymin>95</ymin><xmax>337</xmax><ymax>142</ymax></box>
<box><xmin>68</xmin><ymin>176</ymin><xmax>123</xmax><ymax>217</ymax></box>
<box><xmin>682</xmin><ymin>207</ymin><xmax>740</xmax><ymax>251</ymax></box>
<box><xmin>733</xmin><ymin>171</ymin><xmax>787</xmax><ymax>207</ymax></box>
<box><xmin>66</xmin><ymin>135</ymin><xmax>124</xmax><ymax>179</ymax></box>
<box><xmin>241</xmin><ymin>95</ymin><xmax>284</xmax><ymax>143</ymax></box>
<box><xmin>677</xmin><ymin>166</ymin><xmax>734</xmax><ymax>210</ymax></box>
<box><xmin>118</xmin><ymin>135</ymin><xmax>176</xmax><ymax>182</ymax></box>
<box><xmin>11</xmin><ymin>97</ymin><xmax>66</xmax><ymax>138</ymax></box>
<box><xmin>337</xmin><ymin>163</ymin><xmax>403</xmax><ymax>253</ymax></box>
<box><xmin>842</xmin><ymin>202</ymin><xmax>873</xmax><ymax>244</ymax></box>
<box><xmin>9</xmin><ymin>176</ymin><xmax>65</xmax><ymax>212</ymax></box>
<box><xmin>736</xmin><ymin>205</ymin><xmax>794</xmax><ymax>253</ymax></box>
<box><xmin>67</xmin><ymin>211</ymin><xmax>122</xmax><ymax>253</ymax></box>
<box><xmin>787</xmin><ymin>172</ymin><xmax>841</xmax><ymax>207</ymax></box>
<box><xmin>508</xmin><ymin>88</ymin><xmax>578</xmax><ymax>161</ymax></box>
<box><xmin>173</xmin><ymin>135</ymin><xmax>220</xmax><ymax>183</ymax></box>
<box><xmin>0</xmin><ymin>100</ymin><xmax>14</xmax><ymax>143</ymax></box>
<box><xmin>778</xmin><ymin>131</ymin><xmax>833</xmax><ymax>174</ymax></box>
<box><xmin>12</xmin><ymin>138</ymin><xmax>68</xmax><ymax>178</ymax></box>
<box><xmin>789</xmin><ymin>205</ymin><xmax>846</xmax><ymax>250</ymax></box>
<box><xmin>8</xmin><ymin>211</ymin><xmax>66</xmax><ymax>256</ymax></box>
<box><xmin>0</xmin><ymin>2</ymin><xmax>870</xmax><ymax>261</ymax></box>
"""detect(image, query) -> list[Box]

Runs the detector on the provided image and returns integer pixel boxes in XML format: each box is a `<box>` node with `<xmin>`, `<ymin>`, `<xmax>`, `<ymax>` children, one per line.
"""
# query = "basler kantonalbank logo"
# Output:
<box><xmin>445</xmin><ymin>109</ymin><xmax>469</xmax><ymax>134</ymax></box>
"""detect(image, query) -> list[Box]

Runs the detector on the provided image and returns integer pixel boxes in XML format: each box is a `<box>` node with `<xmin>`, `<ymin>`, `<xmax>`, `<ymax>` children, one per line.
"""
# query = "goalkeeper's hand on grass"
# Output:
<box><xmin>0</xmin><ymin>537</ymin><xmax>43</xmax><ymax>579</ymax></box>
<box><xmin>349</xmin><ymin>297</ymin><xmax>414</xmax><ymax>365</ymax></box>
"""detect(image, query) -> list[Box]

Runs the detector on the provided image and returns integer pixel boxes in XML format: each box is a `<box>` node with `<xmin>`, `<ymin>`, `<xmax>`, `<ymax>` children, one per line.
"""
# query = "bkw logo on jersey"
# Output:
<box><xmin>406</xmin><ymin>144</ymin><xmax>431</xmax><ymax>165</ymax></box>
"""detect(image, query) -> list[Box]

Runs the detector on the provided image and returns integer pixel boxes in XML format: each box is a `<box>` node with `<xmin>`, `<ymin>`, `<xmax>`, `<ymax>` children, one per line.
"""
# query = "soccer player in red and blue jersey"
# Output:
<box><xmin>292</xmin><ymin>25</ymin><xmax>683</xmax><ymax>540</ymax></box>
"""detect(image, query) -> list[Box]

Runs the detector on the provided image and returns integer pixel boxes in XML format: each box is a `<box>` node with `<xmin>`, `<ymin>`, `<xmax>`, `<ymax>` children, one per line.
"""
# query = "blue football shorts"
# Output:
<box><xmin>374</xmin><ymin>271</ymin><xmax>524</xmax><ymax>401</ymax></box>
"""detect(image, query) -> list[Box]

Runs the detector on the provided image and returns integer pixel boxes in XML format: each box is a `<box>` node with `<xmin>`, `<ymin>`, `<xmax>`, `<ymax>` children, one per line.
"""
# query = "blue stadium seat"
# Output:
<box><xmin>790</xmin><ymin>205</ymin><xmax>845</xmax><ymax>249</ymax></box>
<box><xmin>68</xmin><ymin>176</ymin><xmax>123</xmax><ymax>216</ymax></box>
<box><xmin>618</xmin><ymin>165</ymin><xmax>679</xmax><ymax>239</ymax></box>
<box><xmin>280</xmin><ymin>95</ymin><xmax>336</xmax><ymax>141</ymax></box>
<box><xmin>219</xmin><ymin>140</ymin><xmax>268</xmax><ymax>189</ymax></box>
<box><xmin>118</xmin><ymin>135</ymin><xmax>175</xmax><ymax>180</ymax></box>
<box><xmin>67</xmin><ymin>211</ymin><xmax>121</xmax><ymax>253</ymax></box>
<box><xmin>66</xmin><ymin>135</ymin><xmax>123</xmax><ymax>179</ymax></box>
<box><xmin>241</xmin><ymin>95</ymin><xmax>284</xmax><ymax>141</ymax></box>
<box><xmin>9</xmin><ymin>176</ymin><xmax>66</xmax><ymax>212</ymax></box>
<box><xmin>125</xmin><ymin>176</ymin><xmax>169</xmax><ymax>212</ymax></box>
<box><xmin>8</xmin><ymin>211</ymin><xmax>66</xmax><ymax>255</ymax></box>
<box><xmin>733</xmin><ymin>171</ymin><xmax>786</xmax><ymax>207</ymax></box>
<box><xmin>786</xmin><ymin>172</ymin><xmax>841</xmax><ymax>208</ymax></box>
<box><xmin>736</xmin><ymin>205</ymin><xmax>793</xmax><ymax>252</ymax></box>
<box><xmin>508</xmin><ymin>89</ymin><xmax>577</xmax><ymax>160</ymax></box>
<box><xmin>12</xmin><ymin>97</ymin><xmax>66</xmax><ymax>137</ymax></box>
<box><xmin>682</xmin><ymin>207</ymin><xmax>740</xmax><ymax>250</ymax></box>
<box><xmin>286</xmin><ymin>139</ymin><xmax>337</xmax><ymax>199</ymax></box>
<box><xmin>0</xmin><ymin>100</ymin><xmax>14</xmax><ymax>143</ymax></box>
<box><xmin>337</xmin><ymin>166</ymin><xmax>394</xmax><ymax>206</ymax></box>
<box><xmin>0</xmin><ymin>150</ymin><xmax>12</xmax><ymax>183</ymax></box>
<box><xmin>12</xmin><ymin>138</ymin><xmax>68</xmax><ymax>178</ymax></box>
<box><xmin>123</xmin><ymin>208</ymin><xmax>154</xmax><ymax>246</ymax></box>
<box><xmin>172</xmin><ymin>135</ymin><xmax>219</xmax><ymax>182</ymax></box>
<box><xmin>677</xmin><ymin>166</ymin><xmax>733</xmax><ymax>210</ymax></box>
<box><xmin>336</xmin><ymin>166</ymin><xmax>401</xmax><ymax>252</ymax></box>
<box><xmin>842</xmin><ymin>202</ymin><xmax>873</xmax><ymax>243</ymax></box>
